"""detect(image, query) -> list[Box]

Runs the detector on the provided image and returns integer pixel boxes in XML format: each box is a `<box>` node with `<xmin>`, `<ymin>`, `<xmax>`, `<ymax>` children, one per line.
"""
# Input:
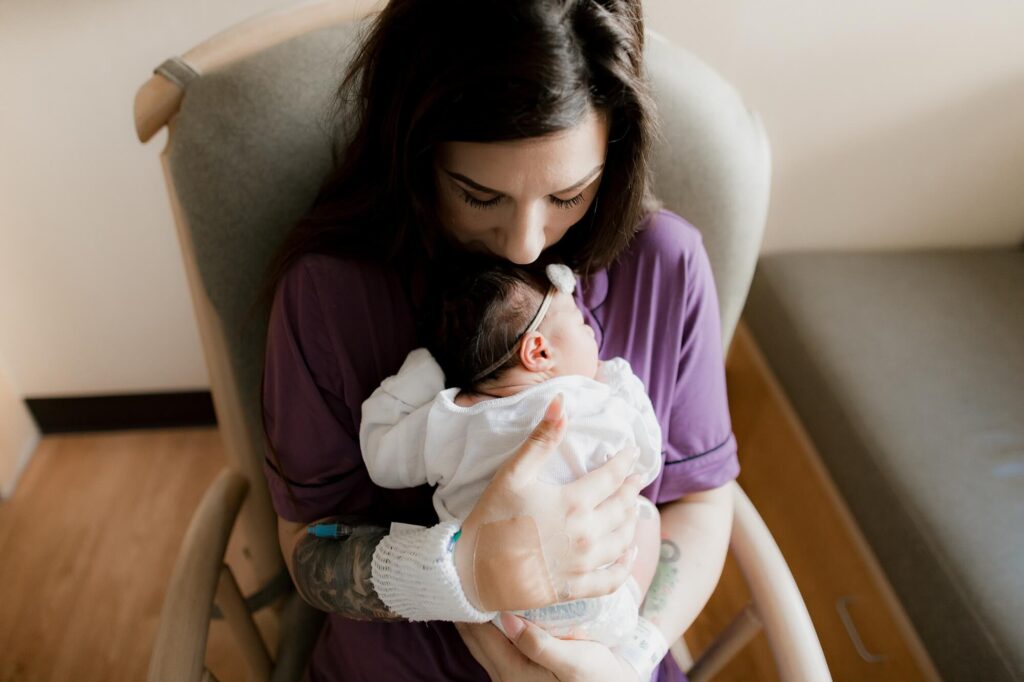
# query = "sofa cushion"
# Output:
<box><xmin>745</xmin><ymin>249</ymin><xmax>1024</xmax><ymax>681</ymax></box>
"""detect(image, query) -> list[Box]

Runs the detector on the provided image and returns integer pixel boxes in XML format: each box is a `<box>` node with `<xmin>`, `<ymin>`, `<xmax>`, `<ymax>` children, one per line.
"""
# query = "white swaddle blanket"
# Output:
<box><xmin>359</xmin><ymin>348</ymin><xmax>663</xmax><ymax>645</ymax></box>
<box><xmin>360</xmin><ymin>348</ymin><xmax>662</xmax><ymax>521</ymax></box>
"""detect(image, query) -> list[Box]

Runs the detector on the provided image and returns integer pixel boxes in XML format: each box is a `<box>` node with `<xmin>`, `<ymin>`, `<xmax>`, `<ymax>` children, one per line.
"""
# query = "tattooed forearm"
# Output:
<box><xmin>641</xmin><ymin>539</ymin><xmax>681</xmax><ymax>622</ymax></box>
<box><xmin>291</xmin><ymin>520</ymin><xmax>403</xmax><ymax>621</ymax></box>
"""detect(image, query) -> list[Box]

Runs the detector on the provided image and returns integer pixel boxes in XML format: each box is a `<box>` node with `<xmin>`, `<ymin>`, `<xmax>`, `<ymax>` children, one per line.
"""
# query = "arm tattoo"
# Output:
<box><xmin>641</xmin><ymin>539</ymin><xmax>681</xmax><ymax>620</ymax></box>
<box><xmin>291</xmin><ymin>519</ymin><xmax>403</xmax><ymax>621</ymax></box>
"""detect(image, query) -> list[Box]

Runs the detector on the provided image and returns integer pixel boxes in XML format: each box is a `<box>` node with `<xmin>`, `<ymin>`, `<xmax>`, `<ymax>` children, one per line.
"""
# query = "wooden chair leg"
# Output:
<box><xmin>215</xmin><ymin>564</ymin><xmax>273</xmax><ymax>682</ymax></box>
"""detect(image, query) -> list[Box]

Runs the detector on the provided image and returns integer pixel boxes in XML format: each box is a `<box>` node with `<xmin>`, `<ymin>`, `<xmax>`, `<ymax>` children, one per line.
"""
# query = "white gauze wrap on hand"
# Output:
<box><xmin>370</xmin><ymin>521</ymin><xmax>497</xmax><ymax>623</ymax></box>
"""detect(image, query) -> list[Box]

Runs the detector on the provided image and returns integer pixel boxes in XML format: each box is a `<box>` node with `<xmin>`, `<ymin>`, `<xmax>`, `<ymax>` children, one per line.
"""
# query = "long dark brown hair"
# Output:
<box><xmin>263</xmin><ymin>0</ymin><xmax>660</xmax><ymax>296</ymax></box>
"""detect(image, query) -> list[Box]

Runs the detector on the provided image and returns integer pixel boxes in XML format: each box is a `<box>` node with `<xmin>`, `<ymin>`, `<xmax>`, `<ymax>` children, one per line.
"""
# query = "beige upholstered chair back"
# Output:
<box><xmin>140</xmin><ymin>8</ymin><xmax>770</xmax><ymax>588</ymax></box>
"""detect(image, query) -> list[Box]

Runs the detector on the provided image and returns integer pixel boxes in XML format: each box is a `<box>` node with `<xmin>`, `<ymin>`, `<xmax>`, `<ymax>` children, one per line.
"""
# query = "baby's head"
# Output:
<box><xmin>428</xmin><ymin>262</ymin><xmax>599</xmax><ymax>391</ymax></box>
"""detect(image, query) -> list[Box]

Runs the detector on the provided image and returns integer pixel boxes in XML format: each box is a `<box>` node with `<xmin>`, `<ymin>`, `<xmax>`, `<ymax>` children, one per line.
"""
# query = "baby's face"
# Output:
<box><xmin>536</xmin><ymin>291</ymin><xmax>600</xmax><ymax>379</ymax></box>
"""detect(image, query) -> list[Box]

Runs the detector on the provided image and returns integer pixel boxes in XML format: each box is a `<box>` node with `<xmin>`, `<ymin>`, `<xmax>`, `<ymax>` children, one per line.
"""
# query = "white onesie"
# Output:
<box><xmin>359</xmin><ymin>347</ymin><xmax>663</xmax><ymax>645</ymax></box>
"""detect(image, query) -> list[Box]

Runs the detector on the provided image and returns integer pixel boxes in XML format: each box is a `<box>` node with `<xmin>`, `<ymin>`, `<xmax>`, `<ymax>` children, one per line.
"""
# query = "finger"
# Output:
<box><xmin>559</xmin><ymin>499</ymin><xmax>638</xmax><ymax>572</ymax></box>
<box><xmin>504</xmin><ymin>616</ymin><xmax>574</xmax><ymax>676</ymax></box>
<box><xmin>592</xmin><ymin>476</ymin><xmax>646</xmax><ymax>528</ymax></box>
<box><xmin>559</xmin><ymin>555</ymin><xmax>634</xmax><ymax>601</ymax></box>
<box><xmin>566</xmin><ymin>446</ymin><xmax>640</xmax><ymax>509</ymax></box>
<box><xmin>563</xmin><ymin>512</ymin><xmax>639</xmax><ymax>571</ymax></box>
<box><xmin>503</xmin><ymin>394</ymin><xmax>568</xmax><ymax>484</ymax></box>
<box><xmin>462</xmin><ymin>620</ymin><xmax>540</xmax><ymax>680</ymax></box>
<box><xmin>454</xmin><ymin>623</ymin><xmax>499</xmax><ymax>678</ymax></box>
<box><xmin>500</xmin><ymin>611</ymin><xmax>526</xmax><ymax>640</ymax></box>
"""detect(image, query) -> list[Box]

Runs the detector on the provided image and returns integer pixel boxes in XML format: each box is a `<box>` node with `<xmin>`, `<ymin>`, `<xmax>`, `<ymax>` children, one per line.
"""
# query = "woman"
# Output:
<box><xmin>262</xmin><ymin>1</ymin><xmax>738</xmax><ymax>680</ymax></box>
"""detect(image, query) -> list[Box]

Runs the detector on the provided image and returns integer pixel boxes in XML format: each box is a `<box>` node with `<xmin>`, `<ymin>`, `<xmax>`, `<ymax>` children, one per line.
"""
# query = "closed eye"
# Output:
<box><xmin>550</xmin><ymin>193</ymin><xmax>585</xmax><ymax>209</ymax></box>
<box><xmin>459</xmin><ymin>190</ymin><xmax>502</xmax><ymax>209</ymax></box>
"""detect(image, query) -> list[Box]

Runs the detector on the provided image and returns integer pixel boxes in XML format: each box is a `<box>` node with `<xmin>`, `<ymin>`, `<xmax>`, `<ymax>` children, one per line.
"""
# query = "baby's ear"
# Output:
<box><xmin>519</xmin><ymin>332</ymin><xmax>553</xmax><ymax>371</ymax></box>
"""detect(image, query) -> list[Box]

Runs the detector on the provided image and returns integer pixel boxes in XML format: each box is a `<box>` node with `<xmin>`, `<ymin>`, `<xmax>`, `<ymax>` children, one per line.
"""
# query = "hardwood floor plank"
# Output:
<box><xmin>0</xmin><ymin>429</ymin><xmax>227</xmax><ymax>682</ymax></box>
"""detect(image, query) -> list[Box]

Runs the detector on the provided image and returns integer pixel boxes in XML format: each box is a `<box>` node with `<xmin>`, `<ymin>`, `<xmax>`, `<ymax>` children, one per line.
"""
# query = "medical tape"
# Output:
<box><xmin>473</xmin><ymin>516</ymin><xmax>559</xmax><ymax>611</ymax></box>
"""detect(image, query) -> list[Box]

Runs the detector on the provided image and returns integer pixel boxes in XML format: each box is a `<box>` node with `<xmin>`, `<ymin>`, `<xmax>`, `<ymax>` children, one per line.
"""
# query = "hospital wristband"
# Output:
<box><xmin>612</xmin><ymin>616</ymin><xmax>670</xmax><ymax>681</ymax></box>
<box><xmin>370</xmin><ymin>521</ymin><xmax>497</xmax><ymax>623</ymax></box>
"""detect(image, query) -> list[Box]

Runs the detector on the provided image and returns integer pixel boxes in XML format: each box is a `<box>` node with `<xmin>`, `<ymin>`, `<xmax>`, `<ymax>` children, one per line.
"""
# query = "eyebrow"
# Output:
<box><xmin>442</xmin><ymin>163</ymin><xmax>604</xmax><ymax>197</ymax></box>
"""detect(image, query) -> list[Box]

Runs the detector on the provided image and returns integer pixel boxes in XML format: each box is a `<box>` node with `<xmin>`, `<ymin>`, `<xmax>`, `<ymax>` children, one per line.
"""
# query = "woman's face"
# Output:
<box><xmin>434</xmin><ymin>109</ymin><xmax>609</xmax><ymax>265</ymax></box>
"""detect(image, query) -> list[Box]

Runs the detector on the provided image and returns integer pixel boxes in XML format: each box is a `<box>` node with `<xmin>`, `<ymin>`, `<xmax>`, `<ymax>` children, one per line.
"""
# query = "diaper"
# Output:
<box><xmin>494</xmin><ymin>576</ymin><xmax>641</xmax><ymax>647</ymax></box>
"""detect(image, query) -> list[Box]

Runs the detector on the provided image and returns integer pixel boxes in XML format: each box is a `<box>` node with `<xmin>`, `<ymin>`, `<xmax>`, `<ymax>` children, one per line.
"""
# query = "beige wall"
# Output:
<box><xmin>0</xmin><ymin>0</ymin><xmax>376</xmax><ymax>398</ymax></box>
<box><xmin>646</xmin><ymin>1</ymin><xmax>1024</xmax><ymax>253</ymax></box>
<box><xmin>0</xmin><ymin>0</ymin><xmax>1022</xmax><ymax>397</ymax></box>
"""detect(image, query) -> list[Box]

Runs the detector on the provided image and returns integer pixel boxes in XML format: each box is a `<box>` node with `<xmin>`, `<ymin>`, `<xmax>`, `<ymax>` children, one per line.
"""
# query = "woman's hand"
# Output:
<box><xmin>454</xmin><ymin>394</ymin><xmax>645</xmax><ymax>611</ymax></box>
<box><xmin>456</xmin><ymin>615</ymin><xmax>640</xmax><ymax>682</ymax></box>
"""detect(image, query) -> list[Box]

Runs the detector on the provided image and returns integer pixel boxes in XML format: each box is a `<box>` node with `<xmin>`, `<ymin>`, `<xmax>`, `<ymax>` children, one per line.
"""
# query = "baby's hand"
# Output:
<box><xmin>595</xmin><ymin>361</ymin><xmax>607</xmax><ymax>383</ymax></box>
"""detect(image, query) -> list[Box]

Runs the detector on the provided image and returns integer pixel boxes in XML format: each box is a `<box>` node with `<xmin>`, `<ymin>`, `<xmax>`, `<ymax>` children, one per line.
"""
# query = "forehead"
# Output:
<box><xmin>435</xmin><ymin>110</ymin><xmax>608</xmax><ymax>192</ymax></box>
<box><xmin>547</xmin><ymin>291</ymin><xmax>581</xmax><ymax>316</ymax></box>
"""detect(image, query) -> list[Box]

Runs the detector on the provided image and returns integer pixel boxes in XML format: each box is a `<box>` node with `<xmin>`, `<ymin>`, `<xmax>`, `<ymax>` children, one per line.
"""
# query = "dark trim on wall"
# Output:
<box><xmin>26</xmin><ymin>392</ymin><xmax>217</xmax><ymax>434</ymax></box>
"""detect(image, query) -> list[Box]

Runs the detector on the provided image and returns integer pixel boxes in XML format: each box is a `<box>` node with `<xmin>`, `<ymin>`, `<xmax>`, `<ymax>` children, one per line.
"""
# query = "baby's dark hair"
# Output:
<box><xmin>427</xmin><ymin>262</ymin><xmax>549</xmax><ymax>390</ymax></box>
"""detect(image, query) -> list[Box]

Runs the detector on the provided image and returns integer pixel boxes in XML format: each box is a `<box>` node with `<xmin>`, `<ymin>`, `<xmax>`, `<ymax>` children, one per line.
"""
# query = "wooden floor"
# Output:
<box><xmin>0</xmin><ymin>428</ymin><xmax>238</xmax><ymax>682</ymax></box>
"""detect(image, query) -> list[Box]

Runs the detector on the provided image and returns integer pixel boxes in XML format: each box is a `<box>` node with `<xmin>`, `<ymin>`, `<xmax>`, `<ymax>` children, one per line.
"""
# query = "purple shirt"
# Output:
<box><xmin>262</xmin><ymin>209</ymin><xmax>739</xmax><ymax>681</ymax></box>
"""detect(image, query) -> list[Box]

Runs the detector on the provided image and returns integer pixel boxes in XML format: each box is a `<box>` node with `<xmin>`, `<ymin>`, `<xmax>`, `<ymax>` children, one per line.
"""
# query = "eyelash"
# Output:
<box><xmin>459</xmin><ymin>190</ymin><xmax>585</xmax><ymax>210</ymax></box>
<box><xmin>552</xmin><ymin>194</ymin><xmax>585</xmax><ymax>209</ymax></box>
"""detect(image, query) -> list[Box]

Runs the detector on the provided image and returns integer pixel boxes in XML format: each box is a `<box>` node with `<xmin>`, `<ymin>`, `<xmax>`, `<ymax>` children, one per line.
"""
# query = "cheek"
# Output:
<box><xmin>546</xmin><ymin>213</ymin><xmax>578</xmax><ymax>242</ymax></box>
<box><xmin>574</xmin><ymin>328</ymin><xmax>600</xmax><ymax>368</ymax></box>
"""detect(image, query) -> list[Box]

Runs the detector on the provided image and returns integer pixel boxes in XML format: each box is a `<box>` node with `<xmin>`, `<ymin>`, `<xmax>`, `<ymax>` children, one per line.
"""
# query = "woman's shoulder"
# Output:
<box><xmin>627</xmin><ymin>208</ymin><xmax>705</xmax><ymax>265</ymax></box>
<box><xmin>599</xmin><ymin>208</ymin><xmax>711</xmax><ymax>298</ymax></box>
<box><xmin>269</xmin><ymin>252</ymin><xmax>417</xmax><ymax>366</ymax></box>
<box><xmin>274</xmin><ymin>253</ymin><xmax>407</xmax><ymax>322</ymax></box>
<box><xmin>277</xmin><ymin>252</ymin><xmax>396</xmax><ymax>301</ymax></box>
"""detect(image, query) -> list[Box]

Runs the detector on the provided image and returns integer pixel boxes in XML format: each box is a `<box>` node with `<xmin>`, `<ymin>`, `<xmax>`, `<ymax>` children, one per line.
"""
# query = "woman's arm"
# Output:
<box><xmin>277</xmin><ymin>397</ymin><xmax>644</xmax><ymax>623</ymax></box>
<box><xmin>642</xmin><ymin>483</ymin><xmax>734</xmax><ymax>638</ymax></box>
<box><xmin>278</xmin><ymin>516</ymin><xmax>402</xmax><ymax>621</ymax></box>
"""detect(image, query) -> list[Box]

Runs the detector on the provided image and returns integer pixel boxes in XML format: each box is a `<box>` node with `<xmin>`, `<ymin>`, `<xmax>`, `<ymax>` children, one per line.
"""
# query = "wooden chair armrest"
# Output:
<box><xmin>148</xmin><ymin>469</ymin><xmax>249</xmax><ymax>682</ymax></box>
<box><xmin>728</xmin><ymin>481</ymin><xmax>831</xmax><ymax>681</ymax></box>
<box><xmin>134</xmin><ymin>0</ymin><xmax>358</xmax><ymax>142</ymax></box>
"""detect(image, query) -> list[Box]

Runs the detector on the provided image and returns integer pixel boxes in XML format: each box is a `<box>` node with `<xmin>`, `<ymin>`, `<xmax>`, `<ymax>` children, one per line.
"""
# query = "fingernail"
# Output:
<box><xmin>636</xmin><ymin>498</ymin><xmax>654</xmax><ymax>519</ymax></box>
<box><xmin>543</xmin><ymin>393</ymin><xmax>564</xmax><ymax>423</ymax></box>
<box><xmin>500</xmin><ymin>612</ymin><xmax>526</xmax><ymax>640</ymax></box>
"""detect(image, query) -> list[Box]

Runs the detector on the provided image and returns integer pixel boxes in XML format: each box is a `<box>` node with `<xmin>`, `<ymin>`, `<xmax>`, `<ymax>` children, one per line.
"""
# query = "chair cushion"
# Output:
<box><xmin>168</xmin><ymin>22</ymin><xmax>362</xmax><ymax>428</ymax></box>
<box><xmin>745</xmin><ymin>249</ymin><xmax>1024</xmax><ymax>681</ymax></box>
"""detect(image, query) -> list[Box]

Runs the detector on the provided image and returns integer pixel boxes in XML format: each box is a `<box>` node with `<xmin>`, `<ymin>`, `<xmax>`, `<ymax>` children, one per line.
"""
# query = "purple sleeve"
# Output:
<box><xmin>656</xmin><ymin>220</ymin><xmax>739</xmax><ymax>502</ymax></box>
<box><xmin>600</xmin><ymin>211</ymin><xmax>739</xmax><ymax>504</ymax></box>
<box><xmin>261</xmin><ymin>255</ymin><xmax>422</xmax><ymax>523</ymax></box>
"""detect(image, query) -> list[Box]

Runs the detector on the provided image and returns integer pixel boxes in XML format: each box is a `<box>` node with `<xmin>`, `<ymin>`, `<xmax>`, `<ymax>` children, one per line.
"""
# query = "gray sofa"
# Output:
<box><xmin>745</xmin><ymin>248</ymin><xmax>1024</xmax><ymax>680</ymax></box>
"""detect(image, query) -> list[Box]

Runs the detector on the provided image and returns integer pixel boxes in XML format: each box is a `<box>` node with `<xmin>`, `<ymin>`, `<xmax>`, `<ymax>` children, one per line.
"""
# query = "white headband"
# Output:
<box><xmin>470</xmin><ymin>264</ymin><xmax>576</xmax><ymax>384</ymax></box>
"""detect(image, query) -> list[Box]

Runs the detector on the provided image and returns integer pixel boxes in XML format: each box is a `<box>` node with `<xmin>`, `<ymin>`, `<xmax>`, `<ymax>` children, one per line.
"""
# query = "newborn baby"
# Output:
<box><xmin>359</xmin><ymin>262</ymin><xmax>663</xmax><ymax>646</ymax></box>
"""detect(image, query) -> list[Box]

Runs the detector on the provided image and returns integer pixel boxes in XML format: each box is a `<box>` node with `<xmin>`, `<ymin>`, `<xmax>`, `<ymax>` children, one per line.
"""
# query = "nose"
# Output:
<box><xmin>502</xmin><ymin>202</ymin><xmax>546</xmax><ymax>264</ymax></box>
